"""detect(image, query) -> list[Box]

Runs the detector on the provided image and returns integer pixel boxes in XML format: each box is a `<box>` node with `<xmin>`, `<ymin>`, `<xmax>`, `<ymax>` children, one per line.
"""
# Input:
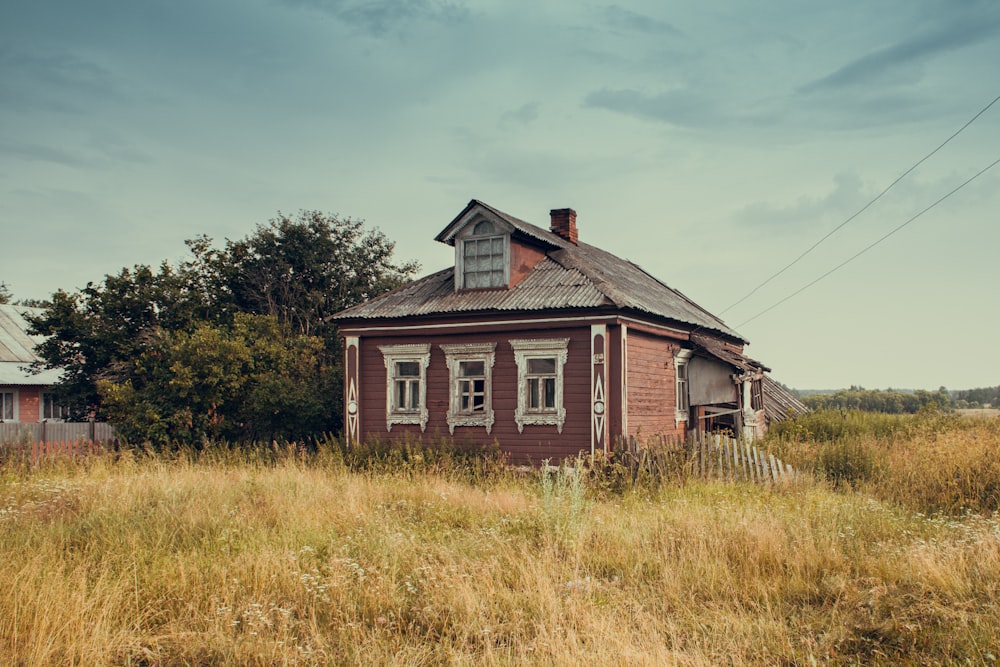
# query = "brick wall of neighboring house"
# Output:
<box><xmin>19</xmin><ymin>387</ymin><xmax>40</xmax><ymax>422</ymax></box>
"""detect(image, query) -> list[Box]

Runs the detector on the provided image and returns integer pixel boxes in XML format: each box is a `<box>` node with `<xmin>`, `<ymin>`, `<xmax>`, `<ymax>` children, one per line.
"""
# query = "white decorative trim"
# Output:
<box><xmin>591</xmin><ymin>324</ymin><xmax>608</xmax><ymax>455</ymax></box>
<box><xmin>674</xmin><ymin>348</ymin><xmax>693</xmax><ymax>425</ymax></box>
<box><xmin>440</xmin><ymin>342</ymin><xmax>496</xmax><ymax>434</ymax></box>
<box><xmin>510</xmin><ymin>338</ymin><xmax>569</xmax><ymax>433</ymax></box>
<box><xmin>345</xmin><ymin>336</ymin><xmax>360</xmax><ymax>443</ymax></box>
<box><xmin>378</xmin><ymin>344</ymin><xmax>431</xmax><ymax>432</ymax></box>
<box><xmin>621</xmin><ymin>324</ymin><xmax>629</xmax><ymax>439</ymax></box>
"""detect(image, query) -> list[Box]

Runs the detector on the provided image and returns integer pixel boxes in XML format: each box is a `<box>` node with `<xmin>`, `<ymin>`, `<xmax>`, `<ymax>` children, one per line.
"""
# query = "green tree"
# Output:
<box><xmin>0</xmin><ymin>282</ymin><xmax>10</xmax><ymax>305</ymax></box>
<box><xmin>28</xmin><ymin>211</ymin><xmax>417</xmax><ymax>444</ymax></box>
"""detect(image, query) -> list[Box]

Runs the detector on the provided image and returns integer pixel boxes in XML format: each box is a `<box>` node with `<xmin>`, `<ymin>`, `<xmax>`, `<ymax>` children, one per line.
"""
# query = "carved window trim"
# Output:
<box><xmin>510</xmin><ymin>338</ymin><xmax>569</xmax><ymax>433</ymax></box>
<box><xmin>378</xmin><ymin>344</ymin><xmax>431</xmax><ymax>432</ymax></box>
<box><xmin>675</xmin><ymin>348</ymin><xmax>692</xmax><ymax>425</ymax></box>
<box><xmin>440</xmin><ymin>342</ymin><xmax>496</xmax><ymax>434</ymax></box>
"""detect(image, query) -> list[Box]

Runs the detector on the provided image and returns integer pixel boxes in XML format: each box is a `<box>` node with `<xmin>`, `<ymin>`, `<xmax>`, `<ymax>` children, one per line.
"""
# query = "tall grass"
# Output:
<box><xmin>2</xmin><ymin>430</ymin><xmax>999</xmax><ymax>665</ymax></box>
<box><xmin>767</xmin><ymin>409</ymin><xmax>1000</xmax><ymax>515</ymax></box>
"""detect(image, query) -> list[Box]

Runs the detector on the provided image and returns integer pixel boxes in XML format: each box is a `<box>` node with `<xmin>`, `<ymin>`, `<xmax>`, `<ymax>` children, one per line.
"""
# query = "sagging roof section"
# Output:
<box><xmin>337</xmin><ymin>200</ymin><xmax>747</xmax><ymax>342</ymax></box>
<box><xmin>0</xmin><ymin>305</ymin><xmax>62</xmax><ymax>385</ymax></box>
<box><xmin>761</xmin><ymin>375</ymin><xmax>810</xmax><ymax>422</ymax></box>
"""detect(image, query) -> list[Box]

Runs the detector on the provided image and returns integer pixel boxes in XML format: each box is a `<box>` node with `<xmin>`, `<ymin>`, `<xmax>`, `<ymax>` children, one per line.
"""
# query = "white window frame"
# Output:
<box><xmin>510</xmin><ymin>338</ymin><xmax>569</xmax><ymax>433</ymax></box>
<box><xmin>440</xmin><ymin>342</ymin><xmax>496</xmax><ymax>434</ymax></box>
<box><xmin>0</xmin><ymin>389</ymin><xmax>18</xmax><ymax>422</ymax></box>
<box><xmin>378</xmin><ymin>344</ymin><xmax>431</xmax><ymax>432</ymax></box>
<box><xmin>455</xmin><ymin>220</ymin><xmax>510</xmax><ymax>290</ymax></box>
<box><xmin>41</xmin><ymin>393</ymin><xmax>68</xmax><ymax>422</ymax></box>
<box><xmin>674</xmin><ymin>349</ymin><xmax>692</xmax><ymax>424</ymax></box>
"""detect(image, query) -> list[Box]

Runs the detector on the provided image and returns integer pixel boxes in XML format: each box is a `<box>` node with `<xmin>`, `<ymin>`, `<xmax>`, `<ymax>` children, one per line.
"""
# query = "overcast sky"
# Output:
<box><xmin>2</xmin><ymin>0</ymin><xmax>998</xmax><ymax>390</ymax></box>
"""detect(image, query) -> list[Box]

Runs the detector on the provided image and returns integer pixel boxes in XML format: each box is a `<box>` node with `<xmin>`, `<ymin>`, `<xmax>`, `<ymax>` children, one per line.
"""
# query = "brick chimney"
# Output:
<box><xmin>549</xmin><ymin>208</ymin><xmax>578</xmax><ymax>245</ymax></box>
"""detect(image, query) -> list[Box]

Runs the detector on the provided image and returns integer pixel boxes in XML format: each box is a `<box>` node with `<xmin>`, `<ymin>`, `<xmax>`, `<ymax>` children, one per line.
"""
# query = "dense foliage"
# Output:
<box><xmin>801</xmin><ymin>385</ymin><xmax>951</xmax><ymax>413</ymax></box>
<box><xmin>953</xmin><ymin>385</ymin><xmax>1000</xmax><ymax>408</ymax></box>
<box><xmin>27</xmin><ymin>212</ymin><xmax>418</xmax><ymax>446</ymax></box>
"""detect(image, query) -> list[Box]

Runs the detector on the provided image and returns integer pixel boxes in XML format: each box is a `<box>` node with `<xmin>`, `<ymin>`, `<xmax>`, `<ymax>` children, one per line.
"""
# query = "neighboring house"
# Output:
<box><xmin>0</xmin><ymin>304</ymin><xmax>64</xmax><ymax>423</ymax></box>
<box><xmin>332</xmin><ymin>200</ymin><xmax>805</xmax><ymax>462</ymax></box>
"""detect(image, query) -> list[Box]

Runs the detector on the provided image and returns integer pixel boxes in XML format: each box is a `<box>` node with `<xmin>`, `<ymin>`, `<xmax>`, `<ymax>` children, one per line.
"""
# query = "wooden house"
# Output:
<box><xmin>0</xmin><ymin>304</ymin><xmax>65</xmax><ymax>423</ymax></box>
<box><xmin>332</xmin><ymin>200</ymin><xmax>804</xmax><ymax>462</ymax></box>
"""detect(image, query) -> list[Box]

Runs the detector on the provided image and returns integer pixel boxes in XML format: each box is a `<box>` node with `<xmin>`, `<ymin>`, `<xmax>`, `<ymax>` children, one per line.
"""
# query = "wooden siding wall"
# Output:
<box><xmin>357</xmin><ymin>326</ymin><xmax>593</xmax><ymax>463</ymax></box>
<box><xmin>625</xmin><ymin>329</ymin><xmax>684</xmax><ymax>439</ymax></box>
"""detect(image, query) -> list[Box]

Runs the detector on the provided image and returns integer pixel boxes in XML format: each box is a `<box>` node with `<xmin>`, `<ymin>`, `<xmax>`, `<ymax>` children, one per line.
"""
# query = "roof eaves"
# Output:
<box><xmin>434</xmin><ymin>199</ymin><xmax>566</xmax><ymax>250</ymax></box>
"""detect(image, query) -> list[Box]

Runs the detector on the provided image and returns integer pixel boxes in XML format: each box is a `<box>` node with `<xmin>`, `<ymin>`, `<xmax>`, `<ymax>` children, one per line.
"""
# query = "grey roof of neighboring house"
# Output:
<box><xmin>0</xmin><ymin>305</ymin><xmax>62</xmax><ymax>385</ymax></box>
<box><xmin>335</xmin><ymin>200</ymin><xmax>747</xmax><ymax>342</ymax></box>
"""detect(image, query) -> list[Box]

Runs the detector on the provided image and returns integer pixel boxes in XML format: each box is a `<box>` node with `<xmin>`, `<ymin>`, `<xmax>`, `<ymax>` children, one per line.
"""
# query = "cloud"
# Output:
<box><xmin>800</xmin><ymin>14</ymin><xmax>1000</xmax><ymax>93</ymax></box>
<box><xmin>0</xmin><ymin>48</ymin><xmax>124</xmax><ymax>112</ymax></box>
<box><xmin>0</xmin><ymin>141</ymin><xmax>91</xmax><ymax>168</ymax></box>
<box><xmin>602</xmin><ymin>5</ymin><xmax>683</xmax><ymax>37</ymax></box>
<box><xmin>733</xmin><ymin>171</ymin><xmax>869</xmax><ymax>229</ymax></box>
<box><xmin>583</xmin><ymin>87</ymin><xmax>726</xmax><ymax>128</ymax></box>
<box><xmin>277</xmin><ymin>0</ymin><xmax>468</xmax><ymax>36</ymax></box>
<box><xmin>499</xmin><ymin>102</ymin><xmax>539</xmax><ymax>128</ymax></box>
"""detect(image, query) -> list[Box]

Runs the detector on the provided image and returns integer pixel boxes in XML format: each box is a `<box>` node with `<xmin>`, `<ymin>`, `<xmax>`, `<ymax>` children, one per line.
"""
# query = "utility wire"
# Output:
<box><xmin>718</xmin><ymin>92</ymin><xmax>1000</xmax><ymax>316</ymax></box>
<box><xmin>735</xmin><ymin>154</ymin><xmax>1000</xmax><ymax>328</ymax></box>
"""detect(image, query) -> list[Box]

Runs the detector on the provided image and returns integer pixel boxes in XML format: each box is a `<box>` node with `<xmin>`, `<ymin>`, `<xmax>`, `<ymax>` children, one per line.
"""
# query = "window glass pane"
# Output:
<box><xmin>459</xmin><ymin>360</ymin><xmax>484</xmax><ymax>377</ymax></box>
<box><xmin>409</xmin><ymin>381</ymin><xmax>419</xmax><ymax>410</ymax></box>
<box><xmin>491</xmin><ymin>254</ymin><xmax>504</xmax><ymax>270</ymax></box>
<box><xmin>473</xmin><ymin>221</ymin><xmax>495</xmax><ymax>235</ymax></box>
<box><xmin>2</xmin><ymin>393</ymin><xmax>12</xmax><ymax>420</ymax></box>
<box><xmin>543</xmin><ymin>378</ymin><xmax>556</xmax><ymax>408</ymax></box>
<box><xmin>677</xmin><ymin>363</ymin><xmax>687</xmax><ymax>380</ymax></box>
<box><xmin>528</xmin><ymin>378</ymin><xmax>539</xmax><ymax>409</ymax></box>
<box><xmin>491</xmin><ymin>237</ymin><xmax>503</xmax><ymax>254</ymax></box>
<box><xmin>528</xmin><ymin>357</ymin><xmax>556</xmax><ymax>374</ymax></box>
<box><xmin>395</xmin><ymin>361</ymin><xmax>420</xmax><ymax>377</ymax></box>
<box><xmin>464</xmin><ymin>241</ymin><xmax>476</xmax><ymax>257</ymax></box>
<box><xmin>395</xmin><ymin>380</ymin><xmax>407</xmax><ymax>408</ymax></box>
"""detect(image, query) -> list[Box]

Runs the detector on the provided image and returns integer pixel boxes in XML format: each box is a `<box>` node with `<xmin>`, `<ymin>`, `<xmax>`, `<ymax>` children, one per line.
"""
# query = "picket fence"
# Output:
<box><xmin>0</xmin><ymin>422</ymin><xmax>116</xmax><ymax>464</ymax></box>
<box><xmin>614</xmin><ymin>432</ymin><xmax>796</xmax><ymax>485</ymax></box>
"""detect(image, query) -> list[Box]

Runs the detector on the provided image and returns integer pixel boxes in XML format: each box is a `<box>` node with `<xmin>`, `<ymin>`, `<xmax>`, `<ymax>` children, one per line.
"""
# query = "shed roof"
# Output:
<box><xmin>335</xmin><ymin>200</ymin><xmax>746</xmax><ymax>342</ymax></box>
<box><xmin>761</xmin><ymin>375</ymin><xmax>810</xmax><ymax>422</ymax></box>
<box><xmin>0</xmin><ymin>305</ymin><xmax>62</xmax><ymax>385</ymax></box>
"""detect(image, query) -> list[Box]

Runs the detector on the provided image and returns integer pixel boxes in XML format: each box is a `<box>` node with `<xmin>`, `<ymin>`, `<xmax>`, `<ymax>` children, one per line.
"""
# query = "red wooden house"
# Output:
<box><xmin>332</xmin><ymin>200</ymin><xmax>803</xmax><ymax>462</ymax></box>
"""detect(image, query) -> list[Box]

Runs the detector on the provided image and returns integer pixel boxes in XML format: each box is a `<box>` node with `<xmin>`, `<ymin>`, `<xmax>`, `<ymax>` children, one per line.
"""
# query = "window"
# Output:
<box><xmin>0</xmin><ymin>390</ymin><xmax>16</xmax><ymax>422</ymax></box>
<box><xmin>378</xmin><ymin>344</ymin><xmax>431</xmax><ymax>431</ymax></box>
<box><xmin>459</xmin><ymin>220</ymin><xmax>507</xmax><ymax>289</ymax></box>
<box><xmin>674</xmin><ymin>349</ymin><xmax>692</xmax><ymax>423</ymax></box>
<box><xmin>441</xmin><ymin>343</ymin><xmax>496</xmax><ymax>434</ymax></box>
<box><xmin>511</xmin><ymin>338</ymin><xmax>569</xmax><ymax>433</ymax></box>
<box><xmin>42</xmin><ymin>394</ymin><xmax>68</xmax><ymax>421</ymax></box>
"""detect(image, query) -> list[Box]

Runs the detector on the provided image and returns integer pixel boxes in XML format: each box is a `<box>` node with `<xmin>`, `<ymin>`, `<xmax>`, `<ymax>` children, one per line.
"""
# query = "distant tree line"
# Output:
<box><xmin>22</xmin><ymin>211</ymin><xmax>418</xmax><ymax>447</ymax></box>
<box><xmin>801</xmin><ymin>386</ymin><xmax>952</xmax><ymax>414</ymax></box>
<box><xmin>952</xmin><ymin>386</ymin><xmax>1000</xmax><ymax>409</ymax></box>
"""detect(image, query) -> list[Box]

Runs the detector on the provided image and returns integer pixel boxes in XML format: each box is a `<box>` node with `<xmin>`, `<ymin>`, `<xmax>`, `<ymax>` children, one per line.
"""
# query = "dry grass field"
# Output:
<box><xmin>1</xmin><ymin>415</ymin><xmax>998</xmax><ymax>665</ymax></box>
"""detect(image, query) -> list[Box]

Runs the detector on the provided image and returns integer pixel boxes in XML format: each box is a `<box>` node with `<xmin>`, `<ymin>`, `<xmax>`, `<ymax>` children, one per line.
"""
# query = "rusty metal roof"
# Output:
<box><xmin>0</xmin><ymin>305</ymin><xmax>62</xmax><ymax>385</ymax></box>
<box><xmin>335</xmin><ymin>200</ymin><xmax>747</xmax><ymax>342</ymax></box>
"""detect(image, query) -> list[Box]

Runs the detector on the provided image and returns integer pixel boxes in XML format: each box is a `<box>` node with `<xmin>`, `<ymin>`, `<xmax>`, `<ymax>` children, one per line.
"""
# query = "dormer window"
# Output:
<box><xmin>458</xmin><ymin>220</ymin><xmax>508</xmax><ymax>289</ymax></box>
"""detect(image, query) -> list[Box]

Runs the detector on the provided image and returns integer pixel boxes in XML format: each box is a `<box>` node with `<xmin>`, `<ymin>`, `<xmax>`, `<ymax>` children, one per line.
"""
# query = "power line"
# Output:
<box><xmin>719</xmin><ymin>92</ymin><xmax>1000</xmax><ymax>316</ymax></box>
<box><xmin>735</xmin><ymin>154</ymin><xmax>1000</xmax><ymax>328</ymax></box>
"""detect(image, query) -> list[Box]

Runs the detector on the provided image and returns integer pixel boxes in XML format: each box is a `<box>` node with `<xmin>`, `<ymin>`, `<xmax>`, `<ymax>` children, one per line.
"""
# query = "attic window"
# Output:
<box><xmin>459</xmin><ymin>220</ymin><xmax>508</xmax><ymax>289</ymax></box>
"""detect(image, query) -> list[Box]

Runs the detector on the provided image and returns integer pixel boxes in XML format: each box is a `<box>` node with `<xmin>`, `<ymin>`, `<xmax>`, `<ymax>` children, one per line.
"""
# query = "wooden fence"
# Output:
<box><xmin>614</xmin><ymin>432</ymin><xmax>796</xmax><ymax>485</ymax></box>
<box><xmin>0</xmin><ymin>422</ymin><xmax>116</xmax><ymax>464</ymax></box>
